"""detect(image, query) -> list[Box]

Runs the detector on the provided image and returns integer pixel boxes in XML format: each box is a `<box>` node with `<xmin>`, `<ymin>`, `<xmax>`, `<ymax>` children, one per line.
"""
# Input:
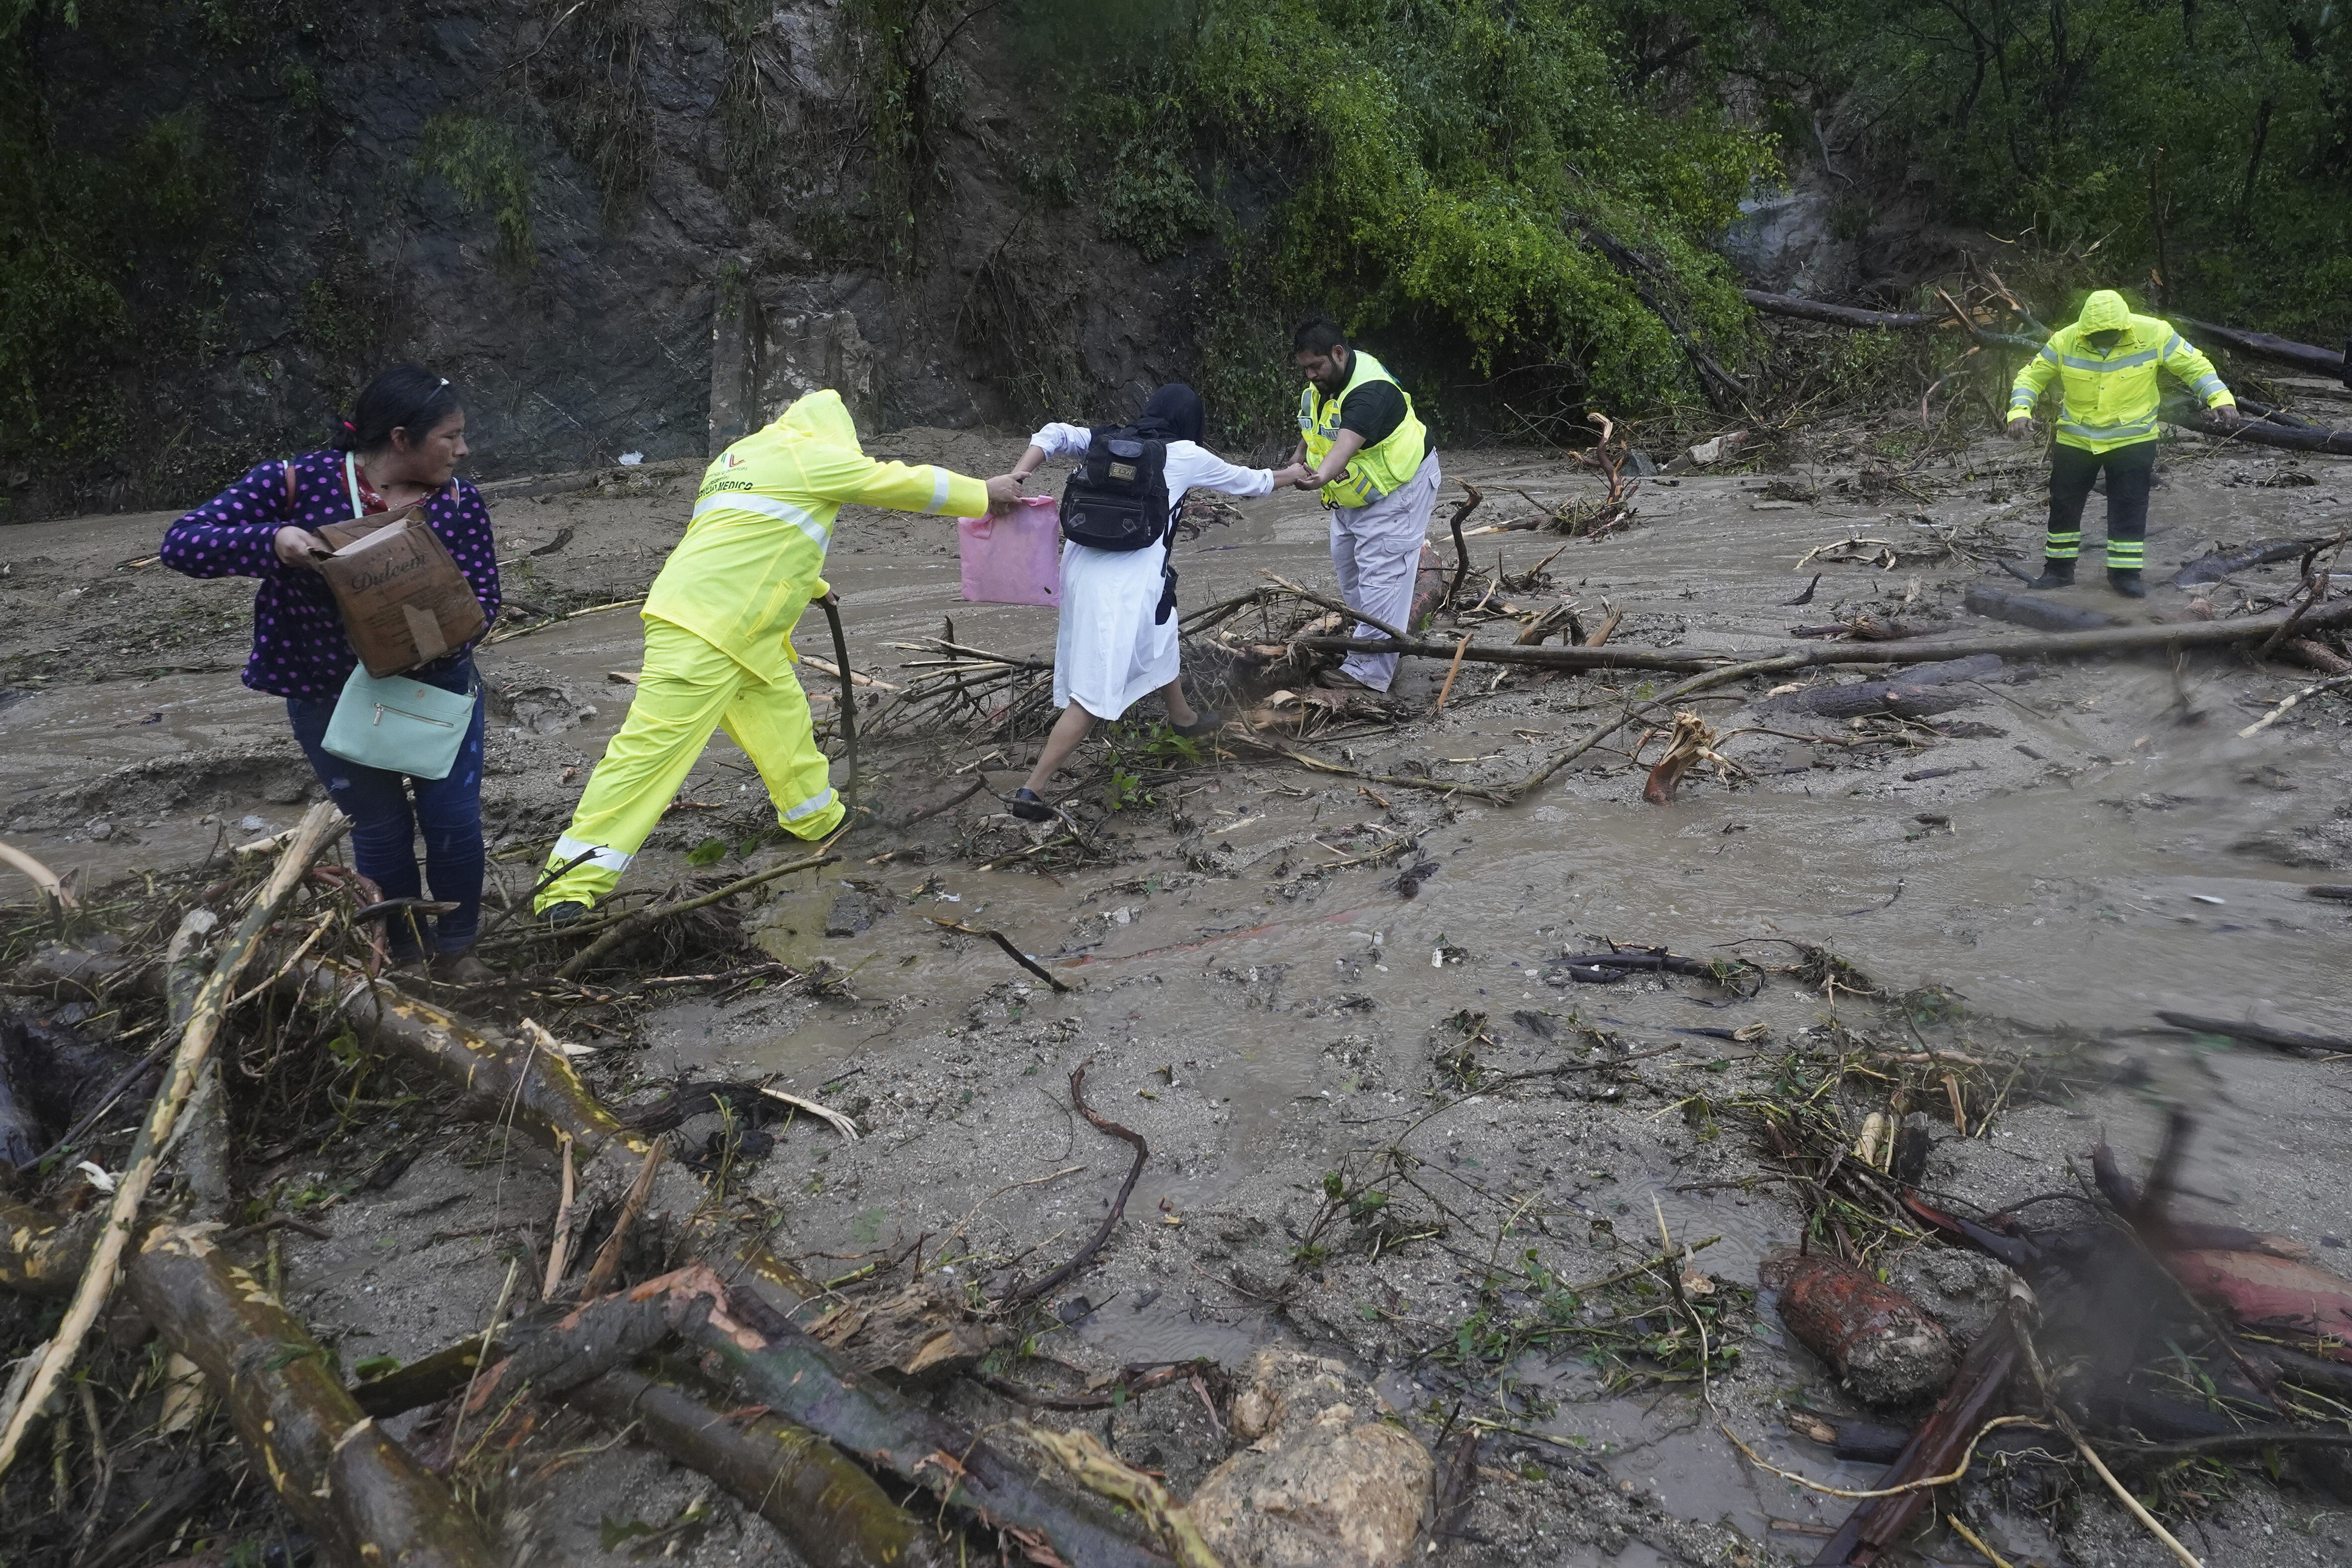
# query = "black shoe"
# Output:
<box><xmin>1170</xmin><ymin>709</ymin><xmax>1224</xmax><ymax>737</ymax></box>
<box><xmin>2108</xmin><ymin>568</ymin><xmax>2147</xmax><ymax>599</ymax></box>
<box><xmin>1008</xmin><ymin>788</ymin><xmax>1054</xmax><ymax>822</ymax></box>
<box><xmin>540</xmin><ymin>901</ymin><xmax>589</xmax><ymax>929</ymax></box>
<box><xmin>2027</xmin><ymin>561</ymin><xmax>2076</xmax><ymax>589</ymax></box>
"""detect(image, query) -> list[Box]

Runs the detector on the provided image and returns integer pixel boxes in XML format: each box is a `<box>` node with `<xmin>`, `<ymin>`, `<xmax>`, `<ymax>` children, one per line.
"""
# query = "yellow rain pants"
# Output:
<box><xmin>535</xmin><ymin>613</ymin><xmax>842</xmax><ymax>910</ymax></box>
<box><xmin>533</xmin><ymin>387</ymin><xmax>988</xmax><ymax>912</ymax></box>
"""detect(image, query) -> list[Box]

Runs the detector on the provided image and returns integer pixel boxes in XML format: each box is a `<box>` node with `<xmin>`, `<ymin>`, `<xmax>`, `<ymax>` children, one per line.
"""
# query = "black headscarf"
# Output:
<box><xmin>1132</xmin><ymin>382</ymin><xmax>1205</xmax><ymax>445</ymax></box>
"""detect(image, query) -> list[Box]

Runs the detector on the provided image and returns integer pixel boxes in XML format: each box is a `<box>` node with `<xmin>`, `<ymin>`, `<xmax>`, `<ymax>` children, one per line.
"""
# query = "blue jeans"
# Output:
<box><xmin>288</xmin><ymin>659</ymin><xmax>487</xmax><ymax>960</ymax></box>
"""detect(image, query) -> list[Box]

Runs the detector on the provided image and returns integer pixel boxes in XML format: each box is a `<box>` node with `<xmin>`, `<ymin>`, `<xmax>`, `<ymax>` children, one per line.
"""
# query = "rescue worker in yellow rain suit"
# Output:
<box><xmin>535</xmin><ymin>390</ymin><xmax>1019</xmax><ymax>919</ymax></box>
<box><xmin>2007</xmin><ymin>289</ymin><xmax>2240</xmax><ymax>598</ymax></box>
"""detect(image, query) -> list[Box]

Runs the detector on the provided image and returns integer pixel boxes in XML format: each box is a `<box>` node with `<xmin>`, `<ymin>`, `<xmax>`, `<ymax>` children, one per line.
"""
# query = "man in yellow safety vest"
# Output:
<box><xmin>534</xmin><ymin>389</ymin><xmax>1018</xmax><ymax>921</ymax></box>
<box><xmin>1288</xmin><ymin>318</ymin><xmax>1441</xmax><ymax>691</ymax></box>
<box><xmin>2006</xmin><ymin>289</ymin><xmax>2240</xmax><ymax>598</ymax></box>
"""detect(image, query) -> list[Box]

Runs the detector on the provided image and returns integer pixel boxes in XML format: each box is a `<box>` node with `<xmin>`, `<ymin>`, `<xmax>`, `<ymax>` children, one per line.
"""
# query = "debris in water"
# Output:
<box><xmin>1761</xmin><ymin>1251</ymin><xmax>1959</xmax><ymax>1405</ymax></box>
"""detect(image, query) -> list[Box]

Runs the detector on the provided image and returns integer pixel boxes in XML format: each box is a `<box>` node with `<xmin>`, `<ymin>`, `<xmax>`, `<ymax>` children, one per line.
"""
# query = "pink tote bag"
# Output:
<box><xmin>957</xmin><ymin>494</ymin><xmax>1062</xmax><ymax>607</ymax></box>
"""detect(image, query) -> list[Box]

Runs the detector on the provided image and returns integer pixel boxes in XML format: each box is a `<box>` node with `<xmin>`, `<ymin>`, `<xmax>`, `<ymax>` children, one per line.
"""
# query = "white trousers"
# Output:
<box><xmin>1328</xmin><ymin>452</ymin><xmax>1441</xmax><ymax>691</ymax></box>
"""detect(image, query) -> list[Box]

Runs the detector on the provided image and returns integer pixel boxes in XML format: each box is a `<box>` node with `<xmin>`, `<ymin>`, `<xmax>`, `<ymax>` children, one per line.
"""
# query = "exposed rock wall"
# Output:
<box><xmin>17</xmin><ymin>0</ymin><xmax>1195</xmax><ymax>516</ymax></box>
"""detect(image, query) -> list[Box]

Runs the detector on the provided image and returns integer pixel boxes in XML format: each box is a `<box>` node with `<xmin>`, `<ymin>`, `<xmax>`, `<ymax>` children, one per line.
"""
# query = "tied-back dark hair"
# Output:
<box><xmin>334</xmin><ymin>364</ymin><xmax>462</xmax><ymax>453</ymax></box>
<box><xmin>1291</xmin><ymin>316</ymin><xmax>1347</xmax><ymax>354</ymax></box>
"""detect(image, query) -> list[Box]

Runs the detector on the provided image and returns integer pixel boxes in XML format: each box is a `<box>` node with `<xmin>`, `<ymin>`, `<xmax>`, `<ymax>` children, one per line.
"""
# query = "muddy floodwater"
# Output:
<box><xmin>6</xmin><ymin>426</ymin><xmax>2351</xmax><ymax>1565</ymax></box>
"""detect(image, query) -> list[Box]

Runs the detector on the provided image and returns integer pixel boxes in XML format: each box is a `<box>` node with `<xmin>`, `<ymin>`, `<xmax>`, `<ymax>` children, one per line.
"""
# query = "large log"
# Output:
<box><xmin>0</xmin><ymin>801</ymin><xmax>346</xmax><ymax>1477</ymax></box>
<box><xmin>1962</xmin><ymin>584</ymin><xmax>2122</xmax><ymax>633</ymax></box>
<box><xmin>0</xmin><ymin>1194</ymin><xmax>103</xmax><ymax>1296</ymax></box>
<box><xmin>571</xmin><ymin>1368</ymin><xmax>954</xmax><ymax>1568</ymax></box>
<box><xmin>2173</xmin><ymin>537</ymin><xmax>2332</xmax><ymax>587</ymax></box>
<box><xmin>281</xmin><ymin>958</ymin><xmax>638</xmax><ymax>1154</ymax></box>
<box><xmin>2173</xmin><ymin>317</ymin><xmax>2346</xmax><ymax>378</ymax></box>
<box><xmin>650</xmin><ymin>1268</ymin><xmax>1172</xmax><ymax>1568</ymax></box>
<box><xmin>2174</xmin><ymin>404</ymin><xmax>2352</xmax><ymax>456</ymax></box>
<box><xmin>1304</xmin><ymin>593</ymin><xmax>2352</xmax><ymax>680</ymax></box>
<box><xmin>1760</xmin><ymin>655</ymin><xmax>2003</xmax><ymax>719</ymax></box>
<box><xmin>275</xmin><ymin>959</ymin><xmax>827</xmax><ymax>1309</ymax></box>
<box><xmin>127</xmin><ymin>1224</ymin><xmax>502</xmax><ymax>1567</ymax></box>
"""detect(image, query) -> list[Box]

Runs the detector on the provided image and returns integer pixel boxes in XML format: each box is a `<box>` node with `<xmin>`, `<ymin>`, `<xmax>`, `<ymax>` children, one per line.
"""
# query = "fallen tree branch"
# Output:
<box><xmin>569</xmin><ymin>1366</ymin><xmax>952</xmax><ymax>1568</ymax></box>
<box><xmin>128</xmin><ymin>1222</ymin><xmax>501</xmax><ymax>1566</ymax></box>
<box><xmin>556</xmin><ymin>851</ymin><xmax>841</xmax><ymax>979</ymax></box>
<box><xmin>996</xmin><ymin>1062</ymin><xmax>1148</xmax><ymax>1310</ymax></box>
<box><xmin>2173</xmin><ymin>316</ymin><xmax>2345</xmax><ymax>378</ymax></box>
<box><xmin>1311</xmin><ymin>595</ymin><xmax>2352</xmax><ymax>694</ymax></box>
<box><xmin>650</xmin><ymin>1267</ymin><xmax>1170</xmax><ymax>1568</ymax></box>
<box><xmin>923</xmin><ymin>916</ymin><xmax>1075</xmax><ymax>993</ymax></box>
<box><xmin>2238</xmin><ymin>672</ymin><xmax>2352</xmax><ymax>737</ymax></box>
<box><xmin>818</xmin><ymin>592</ymin><xmax>862</xmax><ymax>823</ymax></box>
<box><xmin>0</xmin><ymin>841</ymin><xmax>74</xmax><ymax>908</ymax></box>
<box><xmin>1444</xmin><ymin>482</ymin><xmax>1483</xmax><ymax>611</ymax></box>
<box><xmin>0</xmin><ymin>801</ymin><xmax>344</xmax><ymax>1477</ymax></box>
<box><xmin>2153</xmin><ymin>1010</ymin><xmax>2352</xmax><ymax>1055</ymax></box>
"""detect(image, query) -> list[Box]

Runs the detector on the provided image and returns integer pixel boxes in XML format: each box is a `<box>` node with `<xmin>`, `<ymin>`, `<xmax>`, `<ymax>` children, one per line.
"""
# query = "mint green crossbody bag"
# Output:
<box><xmin>321</xmin><ymin>667</ymin><xmax>478</xmax><ymax>780</ymax></box>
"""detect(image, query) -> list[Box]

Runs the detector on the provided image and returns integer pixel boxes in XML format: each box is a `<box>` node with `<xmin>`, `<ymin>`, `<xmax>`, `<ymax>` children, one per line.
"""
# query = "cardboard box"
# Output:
<box><xmin>312</xmin><ymin>508</ymin><xmax>486</xmax><ymax>676</ymax></box>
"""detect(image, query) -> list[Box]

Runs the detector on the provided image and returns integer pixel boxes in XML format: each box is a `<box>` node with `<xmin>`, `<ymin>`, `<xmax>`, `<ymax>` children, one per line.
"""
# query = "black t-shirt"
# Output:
<box><xmin>1335</xmin><ymin>379</ymin><xmax>1408</xmax><ymax>446</ymax></box>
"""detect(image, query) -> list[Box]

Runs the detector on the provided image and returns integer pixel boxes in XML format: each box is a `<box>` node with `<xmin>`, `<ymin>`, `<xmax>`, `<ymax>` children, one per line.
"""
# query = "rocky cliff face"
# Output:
<box><xmin>12</xmin><ymin>0</ymin><xmax>1194</xmax><ymax>518</ymax></box>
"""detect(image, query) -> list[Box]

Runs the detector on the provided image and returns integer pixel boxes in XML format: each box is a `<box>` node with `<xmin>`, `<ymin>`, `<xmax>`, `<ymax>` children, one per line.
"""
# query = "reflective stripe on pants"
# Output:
<box><xmin>2046</xmin><ymin>440</ymin><xmax>2156</xmax><ymax>569</ymax></box>
<box><xmin>1328</xmin><ymin>452</ymin><xmax>1442</xmax><ymax>693</ymax></box>
<box><xmin>535</xmin><ymin>615</ymin><xmax>843</xmax><ymax>911</ymax></box>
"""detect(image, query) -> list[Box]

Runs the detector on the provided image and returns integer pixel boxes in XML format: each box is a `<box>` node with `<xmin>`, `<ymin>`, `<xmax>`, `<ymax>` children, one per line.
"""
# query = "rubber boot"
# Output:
<box><xmin>2027</xmin><ymin>558</ymin><xmax>2076</xmax><ymax>590</ymax></box>
<box><xmin>2108</xmin><ymin>568</ymin><xmax>2147</xmax><ymax>599</ymax></box>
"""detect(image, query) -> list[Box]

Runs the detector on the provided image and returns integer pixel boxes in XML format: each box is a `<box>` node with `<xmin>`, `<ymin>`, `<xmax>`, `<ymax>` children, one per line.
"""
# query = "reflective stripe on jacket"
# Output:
<box><xmin>1297</xmin><ymin>349</ymin><xmax>1430</xmax><ymax>508</ymax></box>
<box><xmin>2008</xmin><ymin>314</ymin><xmax>2235</xmax><ymax>454</ymax></box>
<box><xmin>643</xmin><ymin>389</ymin><xmax>988</xmax><ymax>683</ymax></box>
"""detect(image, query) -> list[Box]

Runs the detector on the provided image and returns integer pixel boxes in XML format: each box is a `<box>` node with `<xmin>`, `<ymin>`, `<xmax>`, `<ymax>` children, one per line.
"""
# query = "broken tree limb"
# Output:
<box><xmin>555</xmin><ymin>851</ymin><xmax>842</xmax><ymax>979</ymax></box>
<box><xmin>283</xmin><ymin>956</ymin><xmax>640</xmax><ymax>1155</ymax></box>
<box><xmin>923</xmin><ymin>916</ymin><xmax>1075</xmax><ymax>993</ymax></box>
<box><xmin>818</xmin><ymin>592</ymin><xmax>861</xmax><ymax>824</ymax></box>
<box><xmin>2173</xmin><ymin>537</ymin><xmax>2331</xmax><ymax>587</ymax></box>
<box><xmin>0</xmin><ymin>800</ymin><xmax>345</xmax><ymax>1478</ymax></box>
<box><xmin>2172</xmin><ymin>316</ymin><xmax>2345</xmax><ymax>378</ymax></box>
<box><xmin>653</xmin><ymin>1268</ymin><xmax>1169</xmax><ymax>1568</ymax></box>
<box><xmin>997</xmin><ymin>1062</ymin><xmax>1148</xmax><ymax>1310</ymax></box>
<box><xmin>0</xmin><ymin>1195</ymin><xmax>104</xmax><ymax>1296</ymax></box>
<box><xmin>271</xmin><ymin>965</ymin><xmax>826</xmax><ymax>1309</ymax></box>
<box><xmin>128</xmin><ymin>1223</ymin><xmax>502</xmax><ymax>1566</ymax></box>
<box><xmin>1262</xmin><ymin>569</ymin><xmax>1410</xmax><ymax>643</ymax></box>
<box><xmin>0</xmin><ymin>841</ymin><xmax>74</xmax><ymax>908</ymax></box>
<box><xmin>1742</xmin><ymin>290</ymin><xmax>1941</xmax><ymax>331</ymax></box>
<box><xmin>1317</xmin><ymin>594</ymin><xmax>2352</xmax><ymax>695</ymax></box>
<box><xmin>1963</xmin><ymin>584</ymin><xmax>2121</xmax><ymax>633</ymax></box>
<box><xmin>1809</xmin><ymin>1308</ymin><xmax>2021</xmax><ymax>1568</ymax></box>
<box><xmin>568</xmin><ymin>1366</ymin><xmax>952</xmax><ymax>1568</ymax></box>
<box><xmin>1512</xmin><ymin>653</ymin><xmax>1811</xmax><ymax>801</ymax></box>
<box><xmin>1444</xmin><ymin>482</ymin><xmax>1484</xmax><ymax>611</ymax></box>
<box><xmin>2154</xmin><ymin>1010</ymin><xmax>2352</xmax><ymax>1056</ymax></box>
<box><xmin>2174</xmin><ymin>404</ymin><xmax>2352</xmax><ymax>455</ymax></box>
<box><xmin>1759</xmin><ymin>655</ymin><xmax>2005</xmax><ymax>720</ymax></box>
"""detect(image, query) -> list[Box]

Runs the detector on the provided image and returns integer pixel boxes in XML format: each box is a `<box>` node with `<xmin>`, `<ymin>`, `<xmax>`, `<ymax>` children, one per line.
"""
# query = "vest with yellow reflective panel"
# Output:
<box><xmin>1297</xmin><ymin>349</ymin><xmax>1429</xmax><ymax>508</ymax></box>
<box><xmin>2007</xmin><ymin>314</ymin><xmax>2234</xmax><ymax>455</ymax></box>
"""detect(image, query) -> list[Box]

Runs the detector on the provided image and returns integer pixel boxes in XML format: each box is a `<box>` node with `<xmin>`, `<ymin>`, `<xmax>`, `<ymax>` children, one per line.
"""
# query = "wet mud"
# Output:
<box><xmin>6</xmin><ymin>424</ymin><xmax>2352</xmax><ymax>1565</ymax></box>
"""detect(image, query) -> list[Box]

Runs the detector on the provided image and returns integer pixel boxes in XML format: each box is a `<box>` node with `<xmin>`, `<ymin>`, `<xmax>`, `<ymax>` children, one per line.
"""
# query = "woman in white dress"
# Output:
<box><xmin>999</xmin><ymin>384</ymin><xmax>1308</xmax><ymax>820</ymax></box>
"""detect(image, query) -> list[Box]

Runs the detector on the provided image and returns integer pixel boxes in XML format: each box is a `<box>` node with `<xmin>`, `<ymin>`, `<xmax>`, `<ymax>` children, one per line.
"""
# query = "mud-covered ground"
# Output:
<box><xmin>5</xmin><ymin>419</ymin><xmax>2352</xmax><ymax>1566</ymax></box>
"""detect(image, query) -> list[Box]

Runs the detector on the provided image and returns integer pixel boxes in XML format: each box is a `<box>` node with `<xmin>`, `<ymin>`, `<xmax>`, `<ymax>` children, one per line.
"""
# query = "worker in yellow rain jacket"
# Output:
<box><xmin>2007</xmin><ymin>289</ymin><xmax>2240</xmax><ymax>597</ymax></box>
<box><xmin>535</xmin><ymin>390</ymin><xmax>1018</xmax><ymax>919</ymax></box>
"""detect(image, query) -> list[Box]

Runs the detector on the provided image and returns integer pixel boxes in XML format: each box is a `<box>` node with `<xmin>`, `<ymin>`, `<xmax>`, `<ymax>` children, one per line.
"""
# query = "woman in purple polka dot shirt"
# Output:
<box><xmin>163</xmin><ymin>365</ymin><xmax>502</xmax><ymax>982</ymax></box>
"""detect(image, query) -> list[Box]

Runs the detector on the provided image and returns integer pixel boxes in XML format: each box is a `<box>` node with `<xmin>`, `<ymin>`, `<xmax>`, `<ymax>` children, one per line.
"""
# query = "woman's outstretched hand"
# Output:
<box><xmin>984</xmin><ymin>474</ymin><xmax>1025</xmax><ymax>514</ymax></box>
<box><xmin>1270</xmin><ymin>463</ymin><xmax>1313</xmax><ymax>490</ymax></box>
<box><xmin>273</xmin><ymin>526</ymin><xmax>329</xmax><ymax>567</ymax></box>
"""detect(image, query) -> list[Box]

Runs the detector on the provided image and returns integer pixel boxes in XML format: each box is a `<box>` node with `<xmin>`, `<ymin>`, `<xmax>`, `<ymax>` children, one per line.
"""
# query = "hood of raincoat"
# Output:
<box><xmin>772</xmin><ymin>388</ymin><xmax>861</xmax><ymax>451</ymax></box>
<box><xmin>2078</xmin><ymin>290</ymin><xmax>2133</xmax><ymax>333</ymax></box>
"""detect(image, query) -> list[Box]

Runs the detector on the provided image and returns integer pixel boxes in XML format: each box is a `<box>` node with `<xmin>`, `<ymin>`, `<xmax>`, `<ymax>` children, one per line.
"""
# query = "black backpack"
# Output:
<box><xmin>1060</xmin><ymin>427</ymin><xmax>1170</xmax><ymax>552</ymax></box>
